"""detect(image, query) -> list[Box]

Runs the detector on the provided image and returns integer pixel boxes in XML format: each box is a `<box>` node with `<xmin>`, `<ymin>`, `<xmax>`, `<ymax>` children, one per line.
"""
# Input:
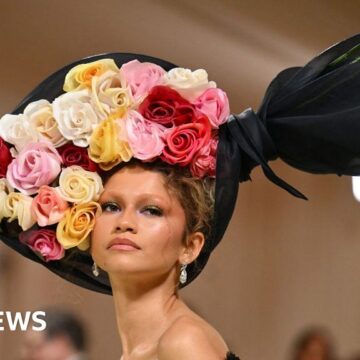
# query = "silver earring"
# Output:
<box><xmin>92</xmin><ymin>262</ymin><xmax>100</xmax><ymax>277</ymax></box>
<box><xmin>179</xmin><ymin>263</ymin><xmax>187</xmax><ymax>284</ymax></box>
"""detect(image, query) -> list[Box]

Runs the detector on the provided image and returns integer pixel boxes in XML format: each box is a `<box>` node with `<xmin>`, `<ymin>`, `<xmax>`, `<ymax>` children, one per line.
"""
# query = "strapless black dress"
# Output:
<box><xmin>225</xmin><ymin>351</ymin><xmax>240</xmax><ymax>359</ymax></box>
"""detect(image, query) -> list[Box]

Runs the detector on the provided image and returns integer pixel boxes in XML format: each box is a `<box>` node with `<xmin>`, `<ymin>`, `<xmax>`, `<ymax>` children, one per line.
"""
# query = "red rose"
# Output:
<box><xmin>161</xmin><ymin>116</ymin><xmax>212</xmax><ymax>166</ymax></box>
<box><xmin>139</xmin><ymin>85</ymin><xmax>197</xmax><ymax>127</ymax></box>
<box><xmin>19</xmin><ymin>228</ymin><xmax>65</xmax><ymax>262</ymax></box>
<box><xmin>57</xmin><ymin>143</ymin><xmax>98</xmax><ymax>172</ymax></box>
<box><xmin>0</xmin><ymin>137</ymin><xmax>12</xmax><ymax>178</ymax></box>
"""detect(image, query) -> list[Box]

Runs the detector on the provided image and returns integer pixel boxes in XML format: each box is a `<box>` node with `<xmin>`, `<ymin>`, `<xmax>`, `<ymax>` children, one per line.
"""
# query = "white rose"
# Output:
<box><xmin>56</xmin><ymin>165</ymin><xmax>104</xmax><ymax>204</ymax></box>
<box><xmin>91</xmin><ymin>70</ymin><xmax>133</xmax><ymax>120</ymax></box>
<box><xmin>164</xmin><ymin>67</ymin><xmax>216</xmax><ymax>101</ymax></box>
<box><xmin>0</xmin><ymin>114</ymin><xmax>39</xmax><ymax>153</ymax></box>
<box><xmin>52</xmin><ymin>89</ymin><xmax>101</xmax><ymax>147</ymax></box>
<box><xmin>0</xmin><ymin>179</ymin><xmax>13</xmax><ymax>222</ymax></box>
<box><xmin>3</xmin><ymin>192</ymin><xmax>36</xmax><ymax>231</ymax></box>
<box><xmin>24</xmin><ymin>99</ymin><xmax>67</xmax><ymax>148</ymax></box>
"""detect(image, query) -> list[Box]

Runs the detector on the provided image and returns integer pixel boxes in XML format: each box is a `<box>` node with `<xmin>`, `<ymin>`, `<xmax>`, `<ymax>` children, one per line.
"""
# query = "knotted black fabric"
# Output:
<box><xmin>2</xmin><ymin>34</ymin><xmax>360</xmax><ymax>293</ymax></box>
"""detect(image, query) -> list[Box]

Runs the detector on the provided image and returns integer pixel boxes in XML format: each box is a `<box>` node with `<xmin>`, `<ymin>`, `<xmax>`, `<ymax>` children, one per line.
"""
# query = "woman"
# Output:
<box><xmin>1</xmin><ymin>34</ymin><xmax>360</xmax><ymax>359</ymax></box>
<box><xmin>91</xmin><ymin>159</ymin><xmax>235</xmax><ymax>359</ymax></box>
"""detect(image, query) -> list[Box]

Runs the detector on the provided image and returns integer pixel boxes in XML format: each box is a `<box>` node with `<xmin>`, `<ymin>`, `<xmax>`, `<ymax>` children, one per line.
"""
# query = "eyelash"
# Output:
<box><xmin>100</xmin><ymin>202</ymin><xmax>163</xmax><ymax>216</ymax></box>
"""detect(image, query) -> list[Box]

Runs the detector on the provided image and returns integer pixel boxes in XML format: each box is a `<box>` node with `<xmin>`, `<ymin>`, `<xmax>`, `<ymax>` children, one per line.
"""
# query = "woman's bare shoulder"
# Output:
<box><xmin>158</xmin><ymin>314</ymin><xmax>229</xmax><ymax>360</ymax></box>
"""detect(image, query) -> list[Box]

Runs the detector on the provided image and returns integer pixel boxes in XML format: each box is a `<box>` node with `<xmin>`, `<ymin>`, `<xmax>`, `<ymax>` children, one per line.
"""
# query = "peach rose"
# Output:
<box><xmin>31</xmin><ymin>186</ymin><xmax>69</xmax><ymax>226</ymax></box>
<box><xmin>0</xmin><ymin>179</ymin><xmax>13</xmax><ymax>222</ymax></box>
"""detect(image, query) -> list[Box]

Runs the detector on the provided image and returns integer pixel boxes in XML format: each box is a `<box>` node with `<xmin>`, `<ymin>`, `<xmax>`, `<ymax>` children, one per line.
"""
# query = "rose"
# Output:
<box><xmin>0</xmin><ymin>137</ymin><xmax>12</xmax><ymax>178</ymax></box>
<box><xmin>24</xmin><ymin>100</ymin><xmax>67</xmax><ymax>147</ymax></box>
<box><xmin>124</xmin><ymin>111</ymin><xmax>165</xmax><ymax>161</ymax></box>
<box><xmin>19</xmin><ymin>229</ymin><xmax>65</xmax><ymax>262</ymax></box>
<box><xmin>194</xmin><ymin>88</ymin><xmax>230</xmax><ymax>129</ymax></box>
<box><xmin>57</xmin><ymin>143</ymin><xmax>98</xmax><ymax>172</ymax></box>
<box><xmin>56</xmin><ymin>201</ymin><xmax>101</xmax><ymax>250</ymax></box>
<box><xmin>88</xmin><ymin>116</ymin><xmax>132</xmax><ymax>170</ymax></box>
<box><xmin>119</xmin><ymin>60</ymin><xmax>165</xmax><ymax>102</ymax></box>
<box><xmin>0</xmin><ymin>179</ymin><xmax>13</xmax><ymax>222</ymax></box>
<box><xmin>91</xmin><ymin>71</ymin><xmax>133</xmax><ymax>120</ymax></box>
<box><xmin>6</xmin><ymin>141</ymin><xmax>62</xmax><ymax>195</ymax></box>
<box><xmin>0</xmin><ymin>114</ymin><xmax>39</xmax><ymax>152</ymax></box>
<box><xmin>139</xmin><ymin>86</ymin><xmax>197</xmax><ymax>127</ymax></box>
<box><xmin>63</xmin><ymin>59</ymin><xmax>119</xmax><ymax>92</ymax></box>
<box><xmin>164</xmin><ymin>67</ymin><xmax>216</xmax><ymax>101</ymax></box>
<box><xmin>161</xmin><ymin>116</ymin><xmax>212</xmax><ymax>166</ymax></box>
<box><xmin>31</xmin><ymin>186</ymin><xmax>69</xmax><ymax>226</ymax></box>
<box><xmin>52</xmin><ymin>89</ymin><xmax>101</xmax><ymax>147</ymax></box>
<box><xmin>190</xmin><ymin>136</ymin><xmax>218</xmax><ymax>177</ymax></box>
<box><xmin>56</xmin><ymin>166</ymin><xmax>103</xmax><ymax>204</ymax></box>
<box><xmin>3</xmin><ymin>192</ymin><xmax>36</xmax><ymax>230</ymax></box>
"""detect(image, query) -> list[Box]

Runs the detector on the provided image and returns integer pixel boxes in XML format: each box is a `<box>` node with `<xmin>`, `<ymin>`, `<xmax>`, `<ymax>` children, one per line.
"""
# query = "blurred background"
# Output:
<box><xmin>0</xmin><ymin>0</ymin><xmax>360</xmax><ymax>359</ymax></box>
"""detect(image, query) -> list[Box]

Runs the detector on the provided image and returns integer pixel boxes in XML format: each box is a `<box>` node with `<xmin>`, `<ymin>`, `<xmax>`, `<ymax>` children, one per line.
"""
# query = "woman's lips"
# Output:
<box><xmin>109</xmin><ymin>243</ymin><xmax>139</xmax><ymax>251</ymax></box>
<box><xmin>107</xmin><ymin>237</ymin><xmax>141</xmax><ymax>250</ymax></box>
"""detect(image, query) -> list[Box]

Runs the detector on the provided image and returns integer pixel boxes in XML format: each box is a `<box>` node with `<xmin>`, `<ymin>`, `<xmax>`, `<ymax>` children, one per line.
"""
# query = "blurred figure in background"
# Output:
<box><xmin>20</xmin><ymin>308</ymin><xmax>87</xmax><ymax>360</ymax></box>
<box><xmin>289</xmin><ymin>326</ymin><xmax>337</xmax><ymax>360</ymax></box>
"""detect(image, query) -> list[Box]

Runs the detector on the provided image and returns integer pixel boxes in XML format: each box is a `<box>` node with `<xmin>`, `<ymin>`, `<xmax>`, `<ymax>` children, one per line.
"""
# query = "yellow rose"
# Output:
<box><xmin>63</xmin><ymin>59</ymin><xmax>119</xmax><ymax>92</ymax></box>
<box><xmin>3</xmin><ymin>192</ymin><xmax>36</xmax><ymax>231</ymax></box>
<box><xmin>88</xmin><ymin>115</ymin><xmax>132</xmax><ymax>171</ymax></box>
<box><xmin>56</xmin><ymin>165</ymin><xmax>103</xmax><ymax>204</ymax></box>
<box><xmin>56</xmin><ymin>202</ymin><xmax>101</xmax><ymax>250</ymax></box>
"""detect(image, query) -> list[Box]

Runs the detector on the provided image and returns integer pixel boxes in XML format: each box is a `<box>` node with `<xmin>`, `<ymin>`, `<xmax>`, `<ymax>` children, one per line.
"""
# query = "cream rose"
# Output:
<box><xmin>52</xmin><ymin>89</ymin><xmax>101</xmax><ymax>147</ymax></box>
<box><xmin>3</xmin><ymin>192</ymin><xmax>36</xmax><ymax>231</ymax></box>
<box><xmin>0</xmin><ymin>114</ymin><xmax>39</xmax><ymax>153</ymax></box>
<box><xmin>56</xmin><ymin>165</ymin><xmax>103</xmax><ymax>204</ymax></box>
<box><xmin>0</xmin><ymin>179</ymin><xmax>13</xmax><ymax>222</ymax></box>
<box><xmin>91</xmin><ymin>70</ymin><xmax>133</xmax><ymax>120</ymax></box>
<box><xmin>164</xmin><ymin>67</ymin><xmax>216</xmax><ymax>101</ymax></box>
<box><xmin>24</xmin><ymin>100</ymin><xmax>67</xmax><ymax>148</ymax></box>
<box><xmin>63</xmin><ymin>59</ymin><xmax>119</xmax><ymax>92</ymax></box>
<box><xmin>56</xmin><ymin>201</ymin><xmax>101</xmax><ymax>250</ymax></box>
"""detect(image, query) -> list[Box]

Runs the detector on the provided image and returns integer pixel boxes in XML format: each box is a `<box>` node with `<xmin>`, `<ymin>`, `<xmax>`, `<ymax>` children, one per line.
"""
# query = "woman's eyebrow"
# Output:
<box><xmin>100</xmin><ymin>190</ymin><xmax>168</xmax><ymax>203</ymax></box>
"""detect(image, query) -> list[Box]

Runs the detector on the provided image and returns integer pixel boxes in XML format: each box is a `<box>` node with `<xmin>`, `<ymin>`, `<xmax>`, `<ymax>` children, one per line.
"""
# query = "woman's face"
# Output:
<box><xmin>91</xmin><ymin>165</ymin><xmax>190</xmax><ymax>283</ymax></box>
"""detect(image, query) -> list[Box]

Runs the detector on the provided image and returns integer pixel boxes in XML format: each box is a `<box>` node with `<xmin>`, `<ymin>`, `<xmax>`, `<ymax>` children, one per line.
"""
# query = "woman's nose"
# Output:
<box><xmin>114</xmin><ymin>209</ymin><xmax>137</xmax><ymax>233</ymax></box>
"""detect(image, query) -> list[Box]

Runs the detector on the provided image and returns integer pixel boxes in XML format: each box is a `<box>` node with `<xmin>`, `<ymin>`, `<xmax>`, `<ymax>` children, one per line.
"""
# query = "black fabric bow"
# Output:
<box><xmin>2</xmin><ymin>34</ymin><xmax>360</xmax><ymax>293</ymax></box>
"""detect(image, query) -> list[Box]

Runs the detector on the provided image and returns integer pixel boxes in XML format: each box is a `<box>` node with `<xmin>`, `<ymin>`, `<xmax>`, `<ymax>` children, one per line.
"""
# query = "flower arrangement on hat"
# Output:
<box><xmin>0</xmin><ymin>58</ymin><xmax>230</xmax><ymax>264</ymax></box>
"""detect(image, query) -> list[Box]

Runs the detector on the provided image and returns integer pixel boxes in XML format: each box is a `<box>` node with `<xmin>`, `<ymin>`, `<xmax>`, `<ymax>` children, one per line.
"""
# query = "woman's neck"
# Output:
<box><xmin>110</xmin><ymin>273</ymin><xmax>188</xmax><ymax>358</ymax></box>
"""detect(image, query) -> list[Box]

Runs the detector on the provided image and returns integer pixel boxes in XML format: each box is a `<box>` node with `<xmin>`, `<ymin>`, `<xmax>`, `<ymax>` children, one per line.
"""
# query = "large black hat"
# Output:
<box><xmin>2</xmin><ymin>34</ymin><xmax>360</xmax><ymax>295</ymax></box>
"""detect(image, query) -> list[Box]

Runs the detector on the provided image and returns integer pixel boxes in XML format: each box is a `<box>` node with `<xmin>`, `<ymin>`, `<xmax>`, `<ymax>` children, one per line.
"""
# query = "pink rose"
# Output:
<box><xmin>124</xmin><ymin>111</ymin><xmax>166</xmax><ymax>161</ymax></box>
<box><xmin>19</xmin><ymin>228</ymin><xmax>65</xmax><ymax>262</ymax></box>
<box><xmin>120</xmin><ymin>60</ymin><xmax>165</xmax><ymax>102</ymax></box>
<box><xmin>6</xmin><ymin>141</ymin><xmax>62</xmax><ymax>195</ymax></box>
<box><xmin>190</xmin><ymin>136</ymin><xmax>218</xmax><ymax>177</ymax></box>
<box><xmin>31</xmin><ymin>185</ymin><xmax>69</xmax><ymax>226</ymax></box>
<box><xmin>194</xmin><ymin>88</ymin><xmax>230</xmax><ymax>129</ymax></box>
<box><xmin>161</xmin><ymin>116</ymin><xmax>211</xmax><ymax>166</ymax></box>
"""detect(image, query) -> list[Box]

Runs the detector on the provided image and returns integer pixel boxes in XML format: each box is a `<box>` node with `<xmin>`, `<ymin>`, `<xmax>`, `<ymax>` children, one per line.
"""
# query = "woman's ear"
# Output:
<box><xmin>180</xmin><ymin>232</ymin><xmax>205</xmax><ymax>264</ymax></box>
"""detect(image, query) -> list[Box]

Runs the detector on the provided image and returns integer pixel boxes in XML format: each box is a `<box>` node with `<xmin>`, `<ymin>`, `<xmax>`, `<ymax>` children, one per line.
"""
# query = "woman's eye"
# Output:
<box><xmin>142</xmin><ymin>206</ymin><xmax>163</xmax><ymax>216</ymax></box>
<box><xmin>101</xmin><ymin>202</ymin><xmax>120</xmax><ymax>212</ymax></box>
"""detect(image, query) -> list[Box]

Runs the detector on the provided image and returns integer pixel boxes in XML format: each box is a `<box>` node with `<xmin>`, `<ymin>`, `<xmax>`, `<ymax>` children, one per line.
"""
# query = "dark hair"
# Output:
<box><xmin>42</xmin><ymin>308</ymin><xmax>86</xmax><ymax>351</ymax></box>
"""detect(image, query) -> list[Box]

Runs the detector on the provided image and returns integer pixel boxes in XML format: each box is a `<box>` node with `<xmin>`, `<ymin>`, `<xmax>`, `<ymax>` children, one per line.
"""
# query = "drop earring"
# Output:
<box><xmin>92</xmin><ymin>262</ymin><xmax>100</xmax><ymax>277</ymax></box>
<box><xmin>179</xmin><ymin>263</ymin><xmax>187</xmax><ymax>284</ymax></box>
